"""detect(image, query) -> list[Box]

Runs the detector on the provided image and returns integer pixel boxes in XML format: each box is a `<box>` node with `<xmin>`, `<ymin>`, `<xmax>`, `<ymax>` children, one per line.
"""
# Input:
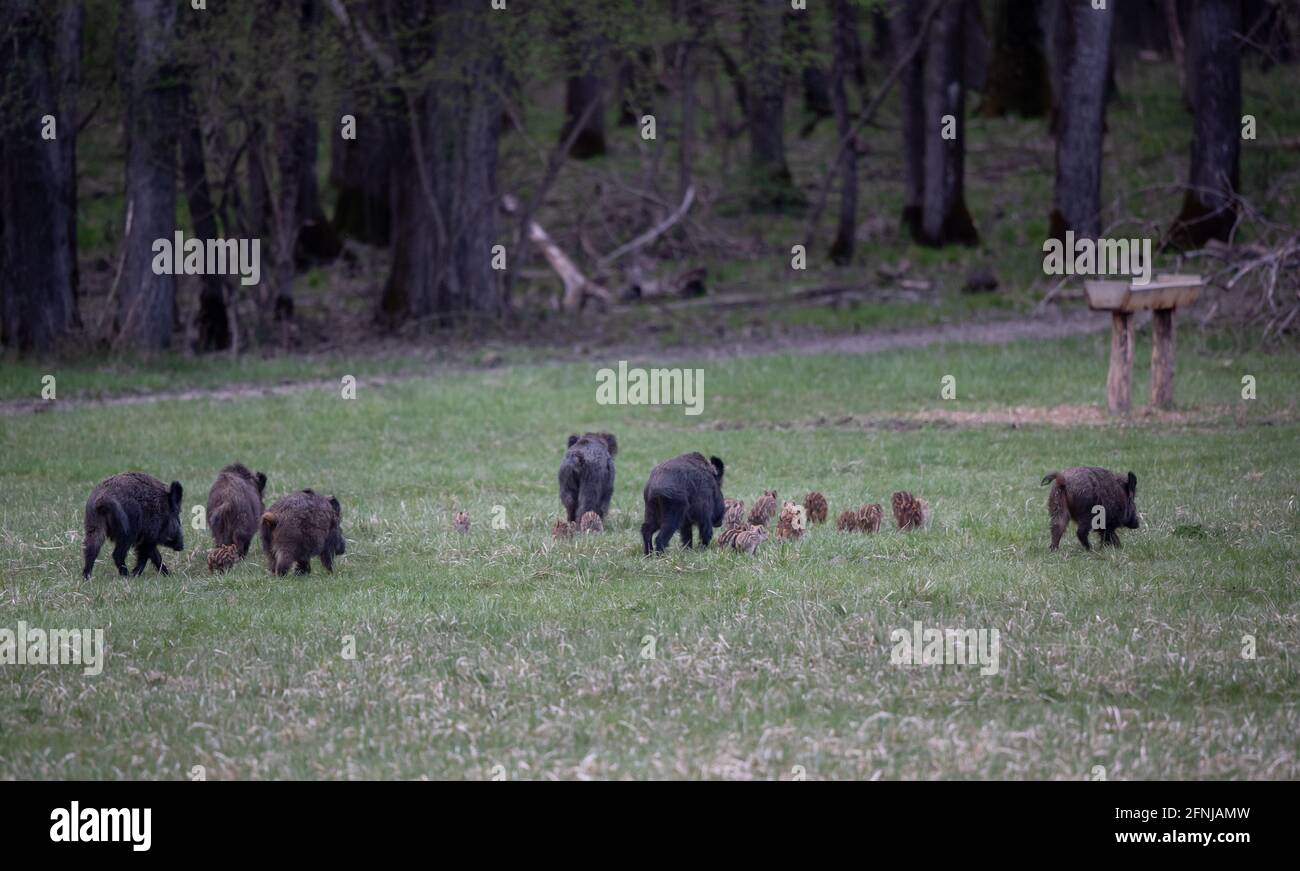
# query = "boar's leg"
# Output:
<box><xmin>641</xmin><ymin>521</ymin><xmax>655</xmax><ymax>555</ymax></box>
<box><xmin>112</xmin><ymin>539</ymin><xmax>133</xmax><ymax>576</ymax></box>
<box><xmin>131</xmin><ymin>544</ymin><xmax>152</xmax><ymax>576</ymax></box>
<box><xmin>148</xmin><ymin>545</ymin><xmax>170</xmax><ymax>575</ymax></box>
<box><xmin>295</xmin><ymin>560</ymin><xmax>311</xmax><ymax>575</ymax></box>
<box><xmin>679</xmin><ymin>517</ymin><xmax>694</xmax><ymax>549</ymax></box>
<box><xmin>698</xmin><ymin>520</ymin><xmax>714</xmax><ymax>548</ymax></box>
<box><xmin>82</xmin><ymin>533</ymin><xmax>105</xmax><ymax>579</ymax></box>
<box><xmin>654</xmin><ymin>500</ymin><xmax>687</xmax><ymax>553</ymax></box>
<box><xmin>321</xmin><ymin>549</ymin><xmax>334</xmax><ymax>572</ymax></box>
<box><xmin>1049</xmin><ymin>511</ymin><xmax>1068</xmax><ymax>550</ymax></box>
<box><xmin>1075</xmin><ymin>525</ymin><xmax>1092</xmax><ymax>551</ymax></box>
<box><xmin>1101</xmin><ymin>529</ymin><xmax>1121</xmax><ymax>548</ymax></box>
<box><xmin>561</xmin><ymin>486</ymin><xmax>579</xmax><ymax>523</ymax></box>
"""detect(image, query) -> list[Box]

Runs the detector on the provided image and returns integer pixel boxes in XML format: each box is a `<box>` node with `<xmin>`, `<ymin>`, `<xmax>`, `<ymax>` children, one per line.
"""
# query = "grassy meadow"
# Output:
<box><xmin>1</xmin><ymin>331</ymin><xmax>1297</xmax><ymax>779</ymax></box>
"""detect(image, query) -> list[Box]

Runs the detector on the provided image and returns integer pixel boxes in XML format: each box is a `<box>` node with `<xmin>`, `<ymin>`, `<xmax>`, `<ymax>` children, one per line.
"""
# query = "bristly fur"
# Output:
<box><xmin>559</xmin><ymin>432</ymin><xmax>618</xmax><ymax>523</ymax></box>
<box><xmin>891</xmin><ymin>492</ymin><xmax>929</xmax><ymax>530</ymax></box>
<box><xmin>858</xmin><ymin>503</ymin><xmax>883</xmax><ymax>533</ymax></box>
<box><xmin>1042</xmin><ymin>467</ymin><xmax>1139</xmax><ymax>550</ymax></box>
<box><xmin>723</xmin><ymin>498</ymin><xmax>747</xmax><ymax>530</ymax></box>
<box><xmin>578</xmin><ymin>511</ymin><xmax>604</xmax><ymax>533</ymax></box>
<box><xmin>260</xmin><ymin>489</ymin><xmax>346</xmax><ymax>576</ymax></box>
<box><xmin>83</xmin><ymin>472</ymin><xmax>185</xmax><ymax>579</ymax></box>
<box><xmin>552</xmin><ymin>517</ymin><xmax>577</xmax><ymax>540</ymax></box>
<box><xmin>775</xmin><ymin>501</ymin><xmax>807</xmax><ymax>540</ymax></box>
<box><xmin>748</xmin><ymin>490</ymin><xmax>777</xmax><ymax>526</ymax></box>
<box><xmin>734</xmin><ymin>524</ymin><xmax>767</xmax><ymax>554</ymax></box>
<box><xmin>206</xmin><ymin>463</ymin><xmax>268</xmax><ymax>565</ymax></box>
<box><xmin>803</xmin><ymin>491</ymin><xmax>828</xmax><ymax>524</ymax></box>
<box><xmin>207</xmin><ymin>543</ymin><xmax>240</xmax><ymax>574</ymax></box>
<box><xmin>719</xmin><ymin>523</ymin><xmax>767</xmax><ymax>554</ymax></box>
<box><xmin>836</xmin><ymin>509</ymin><xmax>860</xmax><ymax>532</ymax></box>
<box><xmin>640</xmin><ymin>452</ymin><xmax>727</xmax><ymax>553</ymax></box>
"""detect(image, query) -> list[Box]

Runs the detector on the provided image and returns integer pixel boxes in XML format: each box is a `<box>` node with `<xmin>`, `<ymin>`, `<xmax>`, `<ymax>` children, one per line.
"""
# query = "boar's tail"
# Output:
<box><xmin>1040</xmin><ymin>472</ymin><xmax>1062</xmax><ymax>487</ymax></box>
<box><xmin>89</xmin><ymin>496</ymin><xmax>130</xmax><ymax>538</ymax></box>
<box><xmin>261</xmin><ymin>511</ymin><xmax>277</xmax><ymax>528</ymax></box>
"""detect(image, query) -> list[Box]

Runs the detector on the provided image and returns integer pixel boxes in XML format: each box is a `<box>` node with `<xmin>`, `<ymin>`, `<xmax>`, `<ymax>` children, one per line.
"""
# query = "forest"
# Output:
<box><xmin>1</xmin><ymin>0</ymin><xmax>1296</xmax><ymax>360</ymax></box>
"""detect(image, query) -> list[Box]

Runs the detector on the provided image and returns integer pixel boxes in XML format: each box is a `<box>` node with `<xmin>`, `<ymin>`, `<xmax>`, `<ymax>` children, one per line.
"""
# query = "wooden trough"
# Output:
<box><xmin>1085</xmin><ymin>274</ymin><xmax>1202</xmax><ymax>415</ymax></box>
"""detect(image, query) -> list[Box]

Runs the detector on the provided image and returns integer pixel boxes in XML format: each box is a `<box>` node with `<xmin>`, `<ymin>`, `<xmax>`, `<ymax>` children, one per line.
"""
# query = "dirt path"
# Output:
<box><xmin>0</xmin><ymin>310</ymin><xmax>1108</xmax><ymax>417</ymax></box>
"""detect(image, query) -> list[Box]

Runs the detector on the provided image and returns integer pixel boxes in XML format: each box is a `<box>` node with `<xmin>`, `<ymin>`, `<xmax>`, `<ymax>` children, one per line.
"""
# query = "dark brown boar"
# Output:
<box><xmin>260</xmin><ymin>489</ymin><xmax>346</xmax><ymax>576</ymax></box>
<box><xmin>1042</xmin><ymin>467</ymin><xmax>1139</xmax><ymax>550</ymax></box>
<box><xmin>206</xmin><ymin>463</ymin><xmax>268</xmax><ymax>560</ymax></box>
<box><xmin>83</xmin><ymin>472</ymin><xmax>185</xmax><ymax>579</ymax></box>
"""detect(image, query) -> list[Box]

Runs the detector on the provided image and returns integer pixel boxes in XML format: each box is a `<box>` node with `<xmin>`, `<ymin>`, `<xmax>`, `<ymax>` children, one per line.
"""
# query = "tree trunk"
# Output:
<box><xmin>562</xmin><ymin>74</ymin><xmax>606</xmax><ymax>159</ymax></box>
<box><xmin>117</xmin><ymin>0</ymin><xmax>178</xmax><ymax>351</ymax></box>
<box><xmin>870</xmin><ymin>7</ymin><xmax>892</xmax><ymax>62</ymax></box>
<box><xmin>331</xmin><ymin>110</ymin><xmax>392</xmax><ymax>245</ymax></box>
<box><xmin>380</xmin><ymin>1</ymin><xmax>503</xmax><ymax>324</ymax></box>
<box><xmin>616</xmin><ymin>43</ymin><xmax>656</xmax><ymax>128</ymax></box>
<box><xmin>920</xmin><ymin>0</ymin><xmax>978</xmax><ymax>247</ymax></box>
<box><xmin>675</xmin><ymin>0</ymin><xmax>701</xmax><ymax>199</ymax></box>
<box><xmin>180</xmin><ymin>87</ymin><xmax>231</xmax><ymax>352</ymax></box>
<box><xmin>271</xmin><ymin>120</ymin><xmax>302</xmax><ymax>330</ymax></box>
<box><xmin>1113</xmin><ymin>0</ymin><xmax>1170</xmax><ymax>58</ymax></box>
<box><xmin>789</xmin><ymin>8</ymin><xmax>832</xmax><ymax>132</ymax></box>
<box><xmin>963</xmin><ymin>0</ymin><xmax>989</xmax><ymax>91</ymax></box>
<box><xmin>1169</xmin><ymin>0</ymin><xmax>1242</xmax><ymax>248</ymax></box>
<box><xmin>55</xmin><ymin>0</ymin><xmax>83</xmax><ymax>327</ymax></box>
<box><xmin>1049</xmin><ymin>0</ymin><xmax>1115</xmax><ymax>240</ymax></box>
<box><xmin>245</xmin><ymin>122</ymin><xmax>271</xmax><ymax>239</ymax></box>
<box><xmin>744</xmin><ymin>0</ymin><xmax>801</xmax><ymax>212</ymax></box>
<box><xmin>892</xmin><ymin>0</ymin><xmax>926</xmax><ymax>238</ymax></box>
<box><xmin>828</xmin><ymin>0</ymin><xmax>858</xmax><ymax>266</ymax></box>
<box><xmin>0</xmin><ymin>0</ymin><xmax>78</xmax><ymax>353</ymax></box>
<box><xmin>979</xmin><ymin>0</ymin><xmax>1050</xmax><ymax>118</ymax></box>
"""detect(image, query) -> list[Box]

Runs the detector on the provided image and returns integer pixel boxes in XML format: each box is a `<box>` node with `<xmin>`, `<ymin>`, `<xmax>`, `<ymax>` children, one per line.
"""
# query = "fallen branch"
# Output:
<box><xmin>501</xmin><ymin>194</ymin><xmax>612</xmax><ymax>311</ymax></box>
<box><xmin>599</xmin><ymin>184</ymin><xmax>696</xmax><ymax>268</ymax></box>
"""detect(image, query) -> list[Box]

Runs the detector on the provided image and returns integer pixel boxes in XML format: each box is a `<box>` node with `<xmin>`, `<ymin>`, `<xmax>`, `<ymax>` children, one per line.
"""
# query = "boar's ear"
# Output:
<box><xmin>1126</xmin><ymin>472</ymin><xmax>1137</xmax><ymax>494</ymax></box>
<box><xmin>567</xmin><ymin>434</ymin><xmax>580</xmax><ymax>448</ymax></box>
<box><xmin>329</xmin><ymin>496</ymin><xmax>342</xmax><ymax>517</ymax></box>
<box><xmin>710</xmin><ymin>456</ymin><xmax>725</xmax><ymax>481</ymax></box>
<box><xmin>169</xmin><ymin>481</ymin><xmax>183</xmax><ymax>513</ymax></box>
<box><xmin>599</xmin><ymin>433</ymin><xmax>618</xmax><ymax>456</ymax></box>
<box><xmin>256</xmin><ymin>472</ymin><xmax>268</xmax><ymax>494</ymax></box>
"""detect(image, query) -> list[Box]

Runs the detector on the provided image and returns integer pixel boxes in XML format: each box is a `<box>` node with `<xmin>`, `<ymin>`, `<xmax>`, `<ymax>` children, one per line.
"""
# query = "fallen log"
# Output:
<box><xmin>501</xmin><ymin>194</ymin><xmax>612</xmax><ymax>311</ymax></box>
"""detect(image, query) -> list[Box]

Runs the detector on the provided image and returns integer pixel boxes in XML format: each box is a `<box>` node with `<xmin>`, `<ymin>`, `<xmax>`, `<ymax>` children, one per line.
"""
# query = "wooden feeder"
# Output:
<box><xmin>1085</xmin><ymin>274</ymin><xmax>1202</xmax><ymax>415</ymax></box>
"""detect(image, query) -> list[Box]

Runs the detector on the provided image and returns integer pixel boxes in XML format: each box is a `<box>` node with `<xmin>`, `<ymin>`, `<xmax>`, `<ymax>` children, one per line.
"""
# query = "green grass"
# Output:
<box><xmin>1</xmin><ymin>335</ymin><xmax>1297</xmax><ymax>779</ymax></box>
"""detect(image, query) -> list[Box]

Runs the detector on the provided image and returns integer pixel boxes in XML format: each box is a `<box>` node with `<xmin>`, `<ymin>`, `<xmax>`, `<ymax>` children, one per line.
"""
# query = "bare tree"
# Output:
<box><xmin>116</xmin><ymin>0</ymin><xmax>178</xmax><ymax>350</ymax></box>
<box><xmin>744</xmin><ymin>0</ymin><xmax>801</xmax><ymax>211</ymax></box>
<box><xmin>892</xmin><ymin>0</ymin><xmax>927</xmax><ymax>238</ymax></box>
<box><xmin>0</xmin><ymin>0</ymin><xmax>78</xmax><ymax>352</ymax></box>
<box><xmin>1049</xmin><ymin>0</ymin><xmax>1115</xmax><ymax>240</ymax></box>
<box><xmin>920</xmin><ymin>0</ymin><xmax>978</xmax><ymax>247</ymax></box>
<box><xmin>828</xmin><ymin>0</ymin><xmax>858</xmax><ymax>265</ymax></box>
<box><xmin>378</xmin><ymin>0</ymin><xmax>505</xmax><ymax>324</ymax></box>
<box><xmin>1170</xmin><ymin>0</ymin><xmax>1243</xmax><ymax>248</ymax></box>
<box><xmin>979</xmin><ymin>0</ymin><xmax>1050</xmax><ymax>118</ymax></box>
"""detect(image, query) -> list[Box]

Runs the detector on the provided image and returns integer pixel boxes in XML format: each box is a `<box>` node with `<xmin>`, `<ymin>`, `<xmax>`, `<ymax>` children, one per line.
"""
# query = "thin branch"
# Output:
<box><xmin>599</xmin><ymin>184</ymin><xmax>696</xmax><ymax>268</ymax></box>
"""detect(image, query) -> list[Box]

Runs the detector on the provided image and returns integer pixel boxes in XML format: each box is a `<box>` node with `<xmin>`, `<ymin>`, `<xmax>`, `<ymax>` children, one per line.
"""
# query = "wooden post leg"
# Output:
<box><xmin>1151</xmin><ymin>307</ymin><xmax>1175</xmax><ymax>409</ymax></box>
<box><xmin>1107</xmin><ymin>311</ymin><xmax>1133</xmax><ymax>415</ymax></box>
